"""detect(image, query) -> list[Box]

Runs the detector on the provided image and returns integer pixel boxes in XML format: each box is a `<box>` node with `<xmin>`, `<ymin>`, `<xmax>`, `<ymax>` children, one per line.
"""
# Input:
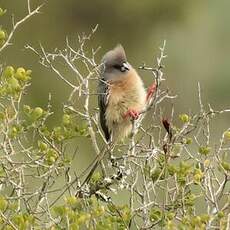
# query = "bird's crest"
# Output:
<box><xmin>102</xmin><ymin>44</ymin><xmax>127</xmax><ymax>66</ymax></box>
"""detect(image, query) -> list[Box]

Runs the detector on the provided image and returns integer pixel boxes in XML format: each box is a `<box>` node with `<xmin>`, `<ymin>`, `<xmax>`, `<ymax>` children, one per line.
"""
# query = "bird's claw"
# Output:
<box><xmin>124</xmin><ymin>109</ymin><xmax>140</xmax><ymax>120</ymax></box>
<box><xmin>146</xmin><ymin>83</ymin><xmax>156</xmax><ymax>101</ymax></box>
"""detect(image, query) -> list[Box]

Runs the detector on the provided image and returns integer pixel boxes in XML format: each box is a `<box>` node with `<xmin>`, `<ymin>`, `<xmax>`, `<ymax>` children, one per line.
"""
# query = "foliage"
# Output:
<box><xmin>0</xmin><ymin>1</ymin><xmax>229</xmax><ymax>229</ymax></box>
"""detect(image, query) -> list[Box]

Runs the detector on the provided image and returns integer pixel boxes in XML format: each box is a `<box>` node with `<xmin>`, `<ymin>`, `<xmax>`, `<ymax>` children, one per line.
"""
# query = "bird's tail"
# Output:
<box><xmin>77</xmin><ymin>142</ymin><xmax>115</xmax><ymax>191</ymax></box>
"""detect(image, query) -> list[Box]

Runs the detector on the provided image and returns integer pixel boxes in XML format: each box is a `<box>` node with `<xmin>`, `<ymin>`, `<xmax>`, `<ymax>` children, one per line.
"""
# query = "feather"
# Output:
<box><xmin>98</xmin><ymin>79</ymin><xmax>110</xmax><ymax>141</ymax></box>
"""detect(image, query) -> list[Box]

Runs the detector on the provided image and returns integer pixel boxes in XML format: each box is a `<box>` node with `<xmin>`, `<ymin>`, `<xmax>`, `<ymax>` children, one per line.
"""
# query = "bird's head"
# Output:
<box><xmin>101</xmin><ymin>44</ymin><xmax>131</xmax><ymax>81</ymax></box>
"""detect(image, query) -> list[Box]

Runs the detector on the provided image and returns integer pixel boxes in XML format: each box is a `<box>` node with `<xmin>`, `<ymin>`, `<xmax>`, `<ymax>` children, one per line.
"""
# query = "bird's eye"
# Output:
<box><xmin>113</xmin><ymin>64</ymin><xmax>122</xmax><ymax>70</ymax></box>
<box><xmin>113</xmin><ymin>63</ymin><xmax>129</xmax><ymax>72</ymax></box>
<box><xmin>120</xmin><ymin>66</ymin><xmax>127</xmax><ymax>72</ymax></box>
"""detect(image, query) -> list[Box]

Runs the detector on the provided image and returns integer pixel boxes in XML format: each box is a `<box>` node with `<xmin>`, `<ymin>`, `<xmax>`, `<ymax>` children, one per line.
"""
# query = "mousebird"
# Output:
<box><xmin>77</xmin><ymin>45</ymin><xmax>157</xmax><ymax>189</ymax></box>
<box><xmin>98</xmin><ymin>45</ymin><xmax>148</xmax><ymax>142</ymax></box>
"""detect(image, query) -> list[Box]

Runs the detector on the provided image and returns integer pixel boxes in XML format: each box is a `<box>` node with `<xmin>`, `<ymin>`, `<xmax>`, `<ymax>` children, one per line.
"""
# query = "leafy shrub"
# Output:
<box><xmin>0</xmin><ymin>2</ymin><xmax>229</xmax><ymax>229</ymax></box>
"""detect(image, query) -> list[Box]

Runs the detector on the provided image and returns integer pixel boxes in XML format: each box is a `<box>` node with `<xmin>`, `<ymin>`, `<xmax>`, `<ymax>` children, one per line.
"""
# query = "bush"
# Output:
<box><xmin>0</xmin><ymin>2</ymin><xmax>229</xmax><ymax>229</ymax></box>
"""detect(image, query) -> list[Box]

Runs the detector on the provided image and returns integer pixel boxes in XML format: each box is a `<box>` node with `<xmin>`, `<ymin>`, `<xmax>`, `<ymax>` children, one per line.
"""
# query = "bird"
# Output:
<box><xmin>77</xmin><ymin>45</ymin><xmax>157</xmax><ymax>188</ymax></box>
<box><xmin>98</xmin><ymin>44</ymin><xmax>147</xmax><ymax>142</ymax></box>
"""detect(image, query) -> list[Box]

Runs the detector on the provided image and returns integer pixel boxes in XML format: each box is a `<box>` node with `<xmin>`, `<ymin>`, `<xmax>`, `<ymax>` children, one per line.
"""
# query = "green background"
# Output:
<box><xmin>1</xmin><ymin>0</ymin><xmax>230</xmax><ymax>168</ymax></box>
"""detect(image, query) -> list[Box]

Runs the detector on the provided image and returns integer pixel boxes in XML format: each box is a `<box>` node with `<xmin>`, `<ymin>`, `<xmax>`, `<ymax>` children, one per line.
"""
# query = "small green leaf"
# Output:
<box><xmin>15</xmin><ymin>67</ymin><xmax>31</xmax><ymax>81</ymax></box>
<box><xmin>150</xmin><ymin>208</ymin><xmax>162</xmax><ymax>222</ymax></box>
<box><xmin>167</xmin><ymin>164</ymin><xmax>177</xmax><ymax>176</ymax></box>
<box><xmin>38</xmin><ymin>140</ymin><xmax>48</xmax><ymax>152</ymax></box>
<box><xmin>151</xmin><ymin>168</ymin><xmax>161</xmax><ymax>182</ymax></box>
<box><xmin>91</xmin><ymin>172</ymin><xmax>102</xmax><ymax>183</ymax></box>
<box><xmin>53</xmin><ymin>206</ymin><xmax>67</xmax><ymax>217</ymax></box>
<box><xmin>185</xmin><ymin>137</ymin><xmax>192</xmax><ymax>145</ymax></box>
<box><xmin>8</xmin><ymin>126</ymin><xmax>18</xmax><ymax>138</ymax></box>
<box><xmin>0</xmin><ymin>30</ymin><xmax>6</xmax><ymax>40</ymax></box>
<box><xmin>224</xmin><ymin>131</ymin><xmax>230</xmax><ymax>140</ymax></box>
<box><xmin>3</xmin><ymin>66</ymin><xmax>14</xmax><ymax>78</ymax></box>
<box><xmin>26</xmin><ymin>69</ymin><xmax>32</xmax><ymax>75</ymax></box>
<box><xmin>198</xmin><ymin>146</ymin><xmax>211</xmax><ymax>156</ymax></box>
<box><xmin>0</xmin><ymin>196</ymin><xmax>7</xmax><ymax>211</ymax></box>
<box><xmin>0</xmin><ymin>112</ymin><xmax>5</xmax><ymax>121</ymax></box>
<box><xmin>185</xmin><ymin>194</ymin><xmax>196</xmax><ymax>206</ymax></box>
<box><xmin>46</xmin><ymin>148</ymin><xmax>58</xmax><ymax>165</ymax></box>
<box><xmin>0</xmin><ymin>8</ymin><xmax>7</xmax><ymax>16</ymax></box>
<box><xmin>166</xmin><ymin>212</ymin><xmax>175</xmax><ymax>220</ymax></box>
<box><xmin>46</xmin><ymin>156</ymin><xmax>56</xmax><ymax>165</ymax></box>
<box><xmin>65</xmin><ymin>196</ymin><xmax>78</xmax><ymax>207</ymax></box>
<box><xmin>31</xmin><ymin>107</ymin><xmax>43</xmax><ymax>120</ymax></box>
<box><xmin>179</xmin><ymin>114</ymin><xmax>190</xmax><ymax>123</ymax></box>
<box><xmin>23</xmin><ymin>105</ymin><xmax>31</xmax><ymax>114</ymax></box>
<box><xmin>193</xmin><ymin>168</ymin><xmax>203</xmax><ymax>184</ymax></box>
<box><xmin>7</xmin><ymin>77</ymin><xmax>21</xmax><ymax>91</ymax></box>
<box><xmin>221</xmin><ymin>161</ymin><xmax>230</xmax><ymax>171</ymax></box>
<box><xmin>62</xmin><ymin>114</ymin><xmax>71</xmax><ymax>126</ymax></box>
<box><xmin>217</xmin><ymin>211</ymin><xmax>224</xmax><ymax>219</ymax></box>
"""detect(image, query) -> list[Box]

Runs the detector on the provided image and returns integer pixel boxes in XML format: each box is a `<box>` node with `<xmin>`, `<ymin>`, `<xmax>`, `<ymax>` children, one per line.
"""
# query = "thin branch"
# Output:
<box><xmin>0</xmin><ymin>3</ymin><xmax>44</xmax><ymax>53</ymax></box>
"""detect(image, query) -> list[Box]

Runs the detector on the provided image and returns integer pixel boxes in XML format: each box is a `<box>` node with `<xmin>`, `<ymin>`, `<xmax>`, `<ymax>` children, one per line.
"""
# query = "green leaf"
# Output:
<box><xmin>38</xmin><ymin>140</ymin><xmax>48</xmax><ymax>152</ymax></box>
<box><xmin>198</xmin><ymin>146</ymin><xmax>211</xmax><ymax>156</ymax></box>
<box><xmin>184</xmin><ymin>194</ymin><xmax>196</xmax><ymax>206</ymax></box>
<box><xmin>0</xmin><ymin>30</ymin><xmax>6</xmax><ymax>40</ymax></box>
<box><xmin>0</xmin><ymin>112</ymin><xmax>5</xmax><ymax>121</ymax></box>
<box><xmin>7</xmin><ymin>77</ymin><xmax>21</xmax><ymax>92</ymax></box>
<box><xmin>217</xmin><ymin>211</ymin><xmax>224</xmax><ymax>219</ymax></box>
<box><xmin>15</xmin><ymin>67</ymin><xmax>31</xmax><ymax>81</ymax></box>
<box><xmin>224</xmin><ymin>131</ymin><xmax>230</xmax><ymax>140</ymax></box>
<box><xmin>0</xmin><ymin>8</ymin><xmax>7</xmax><ymax>16</ymax></box>
<box><xmin>221</xmin><ymin>161</ymin><xmax>230</xmax><ymax>171</ymax></box>
<box><xmin>91</xmin><ymin>172</ymin><xmax>102</xmax><ymax>183</ymax></box>
<box><xmin>45</xmin><ymin>148</ymin><xmax>58</xmax><ymax>165</ymax></box>
<box><xmin>0</xmin><ymin>196</ymin><xmax>7</xmax><ymax>211</ymax></box>
<box><xmin>151</xmin><ymin>168</ymin><xmax>161</xmax><ymax>182</ymax></box>
<box><xmin>185</xmin><ymin>137</ymin><xmax>192</xmax><ymax>145</ymax></box>
<box><xmin>53</xmin><ymin>206</ymin><xmax>68</xmax><ymax>217</ymax></box>
<box><xmin>65</xmin><ymin>196</ymin><xmax>78</xmax><ymax>207</ymax></box>
<box><xmin>3</xmin><ymin>66</ymin><xmax>14</xmax><ymax>78</ymax></box>
<box><xmin>23</xmin><ymin>105</ymin><xmax>31</xmax><ymax>114</ymax></box>
<box><xmin>179</xmin><ymin>114</ymin><xmax>190</xmax><ymax>123</ymax></box>
<box><xmin>167</xmin><ymin>164</ymin><xmax>177</xmax><ymax>176</ymax></box>
<box><xmin>150</xmin><ymin>208</ymin><xmax>162</xmax><ymax>222</ymax></box>
<box><xmin>31</xmin><ymin>107</ymin><xmax>44</xmax><ymax>120</ymax></box>
<box><xmin>193</xmin><ymin>168</ymin><xmax>203</xmax><ymax>184</ymax></box>
<box><xmin>62</xmin><ymin>114</ymin><xmax>71</xmax><ymax>126</ymax></box>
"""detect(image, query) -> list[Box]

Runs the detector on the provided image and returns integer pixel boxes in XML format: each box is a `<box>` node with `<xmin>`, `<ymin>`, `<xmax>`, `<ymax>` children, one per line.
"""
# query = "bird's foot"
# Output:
<box><xmin>146</xmin><ymin>82</ymin><xmax>156</xmax><ymax>101</ymax></box>
<box><xmin>123</xmin><ymin>109</ymin><xmax>140</xmax><ymax>120</ymax></box>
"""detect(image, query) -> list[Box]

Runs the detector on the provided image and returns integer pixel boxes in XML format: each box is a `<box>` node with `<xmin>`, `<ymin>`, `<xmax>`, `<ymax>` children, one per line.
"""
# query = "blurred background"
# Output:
<box><xmin>1</xmin><ymin>0</ymin><xmax>230</xmax><ymax>165</ymax></box>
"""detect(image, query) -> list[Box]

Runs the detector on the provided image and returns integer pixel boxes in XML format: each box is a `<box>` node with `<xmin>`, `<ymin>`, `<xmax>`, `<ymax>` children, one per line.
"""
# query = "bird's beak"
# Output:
<box><xmin>122</xmin><ymin>62</ymin><xmax>130</xmax><ymax>71</ymax></box>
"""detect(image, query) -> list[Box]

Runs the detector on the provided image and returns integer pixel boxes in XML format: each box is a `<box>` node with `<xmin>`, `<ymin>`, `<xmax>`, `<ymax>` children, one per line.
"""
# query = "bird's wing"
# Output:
<box><xmin>98</xmin><ymin>79</ymin><xmax>110</xmax><ymax>141</ymax></box>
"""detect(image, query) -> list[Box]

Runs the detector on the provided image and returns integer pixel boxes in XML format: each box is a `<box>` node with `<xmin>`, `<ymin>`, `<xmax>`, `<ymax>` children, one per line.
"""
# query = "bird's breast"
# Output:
<box><xmin>105</xmin><ymin>70</ymin><xmax>146</xmax><ymax>129</ymax></box>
